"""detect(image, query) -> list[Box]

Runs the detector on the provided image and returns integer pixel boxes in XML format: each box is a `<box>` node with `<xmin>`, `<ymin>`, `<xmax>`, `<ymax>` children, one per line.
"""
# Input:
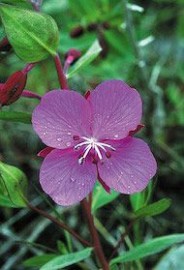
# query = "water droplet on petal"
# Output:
<box><xmin>128</xmin><ymin>185</ymin><xmax>131</xmax><ymax>189</ymax></box>
<box><xmin>81</xmin><ymin>183</ymin><xmax>85</xmax><ymax>186</ymax></box>
<box><xmin>67</xmin><ymin>132</ymin><xmax>72</xmax><ymax>135</ymax></box>
<box><xmin>114</xmin><ymin>134</ymin><xmax>119</xmax><ymax>138</ymax></box>
<box><xmin>57</xmin><ymin>137</ymin><xmax>62</xmax><ymax>141</ymax></box>
<box><xmin>70</xmin><ymin>177</ymin><xmax>75</xmax><ymax>182</ymax></box>
<box><xmin>66</xmin><ymin>142</ymin><xmax>71</xmax><ymax>147</ymax></box>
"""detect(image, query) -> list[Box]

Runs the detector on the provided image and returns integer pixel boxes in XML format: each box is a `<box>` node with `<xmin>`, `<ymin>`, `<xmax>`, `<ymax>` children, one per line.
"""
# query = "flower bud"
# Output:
<box><xmin>0</xmin><ymin>71</ymin><xmax>27</xmax><ymax>106</ymax></box>
<box><xmin>65</xmin><ymin>49</ymin><xmax>81</xmax><ymax>65</ymax></box>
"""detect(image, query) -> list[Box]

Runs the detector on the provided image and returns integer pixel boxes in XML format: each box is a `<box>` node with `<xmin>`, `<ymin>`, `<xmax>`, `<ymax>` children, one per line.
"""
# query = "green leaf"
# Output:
<box><xmin>0</xmin><ymin>194</ymin><xmax>17</xmax><ymax>207</ymax></box>
<box><xmin>23</xmin><ymin>254</ymin><xmax>58</xmax><ymax>268</ymax></box>
<box><xmin>110</xmin><ymin>234</ymin><xmax>184</xmax><ymax>265</ymax></box>
<box><xmin>57</xmin><ymin>240</ymin><xmax>68</xmax><ymax>254</ymax></box>
<box><xmin>134</xmin><ymin>198</ymin><xmax>172</xmax><ymax>219</ymax></box>
<box><xmin>0</xmin><ymin>0</ymin><xmax>32</xmax><ymax>9</ymax></box>
<box><xmin>0</xmin><ymin>162</ymin><xmax>28</xmax><ymax>207</ymax></box>
<box><xmin>0</xmin><ymin>111</ymin><xmax>31</xmax><ymax>123</ymax></box>
<box><xmin>155</xmin><ymin>245</ymin><xmax>184</xmax><ymax>270</ymax></box>
<box><xmin>0</xmin><ymin>5</ymin><xmax>59</xmax><ymax>62</ymax></box>
<box><xmin>130</xmin><ymin>192</ymin><xmax>146</xmax><ymax>211</ymax></box>
<box><xmin>40</xmin><ymin>248</ymin><xmax>93</xmax><ymax>270</ymax></box>
<box><xmin>92</xmin><ymin>182</ymin><xmax>119</xmax><ymax>213</ymax></box>
<box><xmin>67</xmin><ymin>40</ymin><xmax>102</xmax><ymax>78</ymax></box>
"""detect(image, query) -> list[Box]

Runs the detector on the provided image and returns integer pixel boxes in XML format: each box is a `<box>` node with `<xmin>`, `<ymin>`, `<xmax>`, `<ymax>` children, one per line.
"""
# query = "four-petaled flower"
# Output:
<box><xmin>32</xmin><ymin>80</ymin><xmax>157</xmax><ymax>206</ymax></box>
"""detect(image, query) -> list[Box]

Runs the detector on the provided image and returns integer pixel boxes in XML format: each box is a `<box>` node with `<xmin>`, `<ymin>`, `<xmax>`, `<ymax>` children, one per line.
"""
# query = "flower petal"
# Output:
<box><xmin>40</xmin><ymin>149</ymin><xmax>97</xmax><ymax>206</ymax></box>
<box><xmin>32</xmin><ymin>90</ymin><xmax>91</xmax><ymax>149</ymax></box>
<box><xmin>89</xmin><ymin>80</ymin><xmax>142</xmax><ymax>140</ymax></box>
<box><xmin>98</xmin><ymin>137</ymin><xmax>157</xmax><ymax>194</ymax></box>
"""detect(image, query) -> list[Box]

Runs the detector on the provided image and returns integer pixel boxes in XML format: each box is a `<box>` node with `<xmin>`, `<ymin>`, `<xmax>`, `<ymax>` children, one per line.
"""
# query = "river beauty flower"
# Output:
<box><xmin>32</xmin><ymin>80</ymin><xmax>157</xmax><ymax>206</ymax></box>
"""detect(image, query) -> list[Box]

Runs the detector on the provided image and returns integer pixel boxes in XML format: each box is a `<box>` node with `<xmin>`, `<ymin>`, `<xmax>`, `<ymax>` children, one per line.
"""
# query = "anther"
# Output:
<box><xmin>73</xmin><ymin>135</ymin><xmax>80</xmax><ymax>141</ymax></box>
<box><xmin>105</xmin><ymin>151</ymin><xmax>111</xmax><ymax>158</ymax></box>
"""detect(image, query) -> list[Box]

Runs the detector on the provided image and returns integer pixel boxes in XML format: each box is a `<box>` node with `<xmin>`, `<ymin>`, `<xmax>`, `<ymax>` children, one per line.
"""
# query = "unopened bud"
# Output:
<box><xmin>65</xmin><ymin>49</ymin><xmax>81</xmax><ymax>65</ymax></box>
<box><xmin>70</xmin><ymin>26</ymin><xmax>84</xmax><ymax>38</ymax></box>
<box><xmin>0</xmin><ymin>71</ymin><xmax>27</xmax><ymax>106</ymax></box>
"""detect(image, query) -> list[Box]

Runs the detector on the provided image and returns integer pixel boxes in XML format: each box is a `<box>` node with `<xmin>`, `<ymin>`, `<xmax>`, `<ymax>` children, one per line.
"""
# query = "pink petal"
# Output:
<box><xmin>40</xmin><ymin>149</ymin><xmax>97</xmax><ymax>206</ymax></box>
<box><xmin>89</xmin><ymin>80</ymin><xmax>142</xmax><ymax>140</ymax></box>
<box><xmin>32</xmin><ymin>90</ymin><xmax>91</xmax><ymax>149</ymax></box>
<box><xmin>97</xmin><ymin>137</ymin><xmax>157</xmax><ymax>194</ymax></box>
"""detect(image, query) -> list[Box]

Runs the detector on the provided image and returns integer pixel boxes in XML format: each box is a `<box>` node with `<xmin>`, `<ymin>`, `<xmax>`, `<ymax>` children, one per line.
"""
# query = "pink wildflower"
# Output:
<box><xmin>32</xmin><ymin>80</ymin><xmax>157</xmax><ymax>206</ymax></box>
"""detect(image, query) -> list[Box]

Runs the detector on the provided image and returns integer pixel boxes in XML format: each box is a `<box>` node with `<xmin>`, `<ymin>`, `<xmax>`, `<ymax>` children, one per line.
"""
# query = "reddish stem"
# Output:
<box><xmin>81</xmin><ymin>198</ymin><xmax>110</xmax><ymax>270</ymax></box>
<box><xmin>21</xmin><ymin>90</ymin><xmax>41</xmax><ymax>100</ymax></box>
<box><xmin>54</xmin><ymin>54</ymin><xmax>68</xmax><ymax>89</ymax></box>
<box><xmin>22</xmin><ymin>63</ymin><xmax>35</xmax><ymax>74</ymax></box>
<box><xmin>27</xmin><ymin>203</ymin><xmax>91</xmax><ymax>247</ymax></box>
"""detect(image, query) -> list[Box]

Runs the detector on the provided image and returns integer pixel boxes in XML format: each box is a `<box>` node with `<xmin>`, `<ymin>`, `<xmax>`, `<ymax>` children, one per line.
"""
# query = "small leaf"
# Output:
<box><xmin>40</xmin><ymin>248</ymin><xmax>93</xmax><ymax>270</ymax></box>
<box><xmin>0</xmin><ymin>4</ymin><xmax>59</xmax><ymax>62</ymax></box>
<box><xmin>67</xmin><ymin>40</ymin><xmax>102</xmax><ymax>78</ymax></box>
<box><xmin>92</xmin><ymin>182</ymin><xmax>119</xmax><ymax>213</ymax></box>
<box><xmin>0</xmin><ymin>111</ymin><xmax>31</xmax><ymax>123</ymax></box>
<box><xmin>0</xmin><ymin>0</ymin><xmax>32</xmax><ymax>9</ymax></box>
<box><xmin>155</xmin><ymin>244</ymin><xmax>184</xmax><ymax>270</ymax></box>
<box><xmin>23</xmin><ymin>254</ymin><xmax>58</xmax><ymax>268</ymax></box>
<box><xmin>57</xmin><ymin>240</ymin><xmax>68</xmax><ymax>254</ymax></box>
<box><xmin>130</xmin><ymin>192</ymin><xmax>145</xmax><ymax>211</ymax></box>
<box><xmin>110</xmin><ymin>234</ymin><xmax>184</xmax><ymax>265</ymax></box>
<box><xmin>0</xmin><ymin>162</ymin><xmax>28</xmax><ymax>207</ymax></box>
<box><xmin>134</xmin><ymin>198</ymin><xmax>172</xmax><ymax>219</ymax></box>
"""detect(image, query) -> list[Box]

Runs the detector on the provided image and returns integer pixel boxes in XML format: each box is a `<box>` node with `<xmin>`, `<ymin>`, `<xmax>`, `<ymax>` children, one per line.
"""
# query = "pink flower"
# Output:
<box><xmin>32</xmin><ymin>80</ymin><xmax>157</xmax><ymax>206</ymax></box>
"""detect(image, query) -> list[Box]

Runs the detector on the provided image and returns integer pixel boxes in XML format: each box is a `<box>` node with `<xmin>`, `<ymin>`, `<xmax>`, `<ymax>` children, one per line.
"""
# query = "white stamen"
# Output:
<box><xmin>75</xmin><ymin>137</ymin><xmax>115</xmax><ymax>163</ymax></box>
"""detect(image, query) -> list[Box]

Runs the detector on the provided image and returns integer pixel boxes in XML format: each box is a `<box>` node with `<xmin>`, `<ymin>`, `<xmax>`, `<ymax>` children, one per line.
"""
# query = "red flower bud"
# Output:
<box><xmin>0</xmin><ymin>71</ymin><xmax>27</xmax><ymax>106</ymax></box>
<box><xmin>65</xmin><ymin>49</ymin><xmax>81</xmax><ymax>65</ymax></box>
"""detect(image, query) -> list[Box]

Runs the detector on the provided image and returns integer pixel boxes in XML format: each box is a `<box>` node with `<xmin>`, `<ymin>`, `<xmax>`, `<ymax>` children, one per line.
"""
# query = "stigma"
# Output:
<box><xmin>74</xmin><ymin>137</ymin><xmax>115</xmax><ymax>164</ymax></box>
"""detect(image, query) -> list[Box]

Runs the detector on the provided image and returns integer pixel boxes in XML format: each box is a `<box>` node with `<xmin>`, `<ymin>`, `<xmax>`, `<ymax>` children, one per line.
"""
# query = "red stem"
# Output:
<box><xmin>22</xmin><ymin>63</ymin><xmax>35</xmax><ymax>74</ymax></box>
<box><xmin>81</xmin><ymin>198</ymin><xmax>110</xmax><ymax>270</ymax></box>
<box><xmin>54</xmin><ymin>54</ymin><xmax>68</xmax><ymax>89</ymax></box>
<box><xmin>27</xmin><ymin>203</ymin><xmax>91</xmax><ymax>247</ymax></box>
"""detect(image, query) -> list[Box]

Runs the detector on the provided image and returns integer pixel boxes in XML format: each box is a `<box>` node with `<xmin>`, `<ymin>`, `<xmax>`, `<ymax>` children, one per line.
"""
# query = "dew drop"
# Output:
<box><xmin>128</xmin><ymin>185</ymin><xmax>131</xmax><ymax>189</ymax></box>
<box><xmin>67</xmin><ymin>132</ymin><xmax>72</xmax><ymax>135</ymax></box>
<box><xmin>114</xmin><ymin>134</ymin><xmax>119</xmax><ymax>138</ymax></box>
<box><xmin>133</xmin><ymin>181</ymin><xmax>137</xmax><ymax>184</ymax></box>
<box><xmin>130</xmin><ymin>175</ymin><xmax>134</xmax><ymax>178</ymax></box>
<box><xmin>66</xmin><ymin>142</ymin><xmax>71</xmax><ymax>147</ymax></box>
<box><xmin>57</xmin><ymin>137</ymin><xmax>62</xmax><ymax>142</ymax></box>
<box><xmin>71</xmin><ymin>177</ymin><xmax>76</xmax><ymax>182</ymax></box>
<box><xmin>81</xmin><ymin>183</ymin><xmax>85</xmax><ymax>186</ymax></box>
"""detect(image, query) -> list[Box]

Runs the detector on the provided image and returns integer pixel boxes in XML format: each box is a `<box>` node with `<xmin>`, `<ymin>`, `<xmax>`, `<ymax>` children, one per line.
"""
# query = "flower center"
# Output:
<box><xmin>74</xmin><ymin>136</ymin><xmax>115</xmax><ymax>164</ymax></box>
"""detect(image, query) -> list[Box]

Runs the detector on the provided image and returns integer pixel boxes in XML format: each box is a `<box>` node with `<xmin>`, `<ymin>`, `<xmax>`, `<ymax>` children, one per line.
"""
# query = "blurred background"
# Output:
<box><xmin>0</xmin><ymin>0</ymin><xmax>184</xmax><ymax>269</ymax></box>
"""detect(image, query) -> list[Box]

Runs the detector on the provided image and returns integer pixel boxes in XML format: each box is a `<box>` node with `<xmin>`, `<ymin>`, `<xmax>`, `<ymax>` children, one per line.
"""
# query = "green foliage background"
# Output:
<box><xmin>0</xmin><ymin>0</ymin><xmax>184</xmax><ymax>269</ymax></box>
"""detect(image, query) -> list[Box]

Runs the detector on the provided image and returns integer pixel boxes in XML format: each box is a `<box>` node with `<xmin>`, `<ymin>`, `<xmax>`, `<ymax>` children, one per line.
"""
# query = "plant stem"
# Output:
<box><xmin>109</xmin><ymin>219</ymin><xmax>136</xmax><ymax>260</ymax></box>
<box><xmin>81</xmin><ymin>198</ymin><xmax>110</xmax><ymax>270</ymax></box>
<box><xmin>27</xmin><ymin>203</ymin><xmax>91</xmax><ymax>247</ymax></box>
<box><xmin>22</xmin><ymin>63</ymin><xmax>35</xmax><ymax>74</ymax></box>
<box><xmin>54</xmin><ymin>54</ymin><xmax>68</xmax><ymax>89</ymax></box>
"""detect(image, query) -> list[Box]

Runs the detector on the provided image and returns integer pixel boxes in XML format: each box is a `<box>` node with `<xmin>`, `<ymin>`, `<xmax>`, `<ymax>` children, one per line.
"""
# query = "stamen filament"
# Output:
<box><xmin>75</xmin><ymin>137</ymin><xmax>115</xmax><ymax>164</ymax></box>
